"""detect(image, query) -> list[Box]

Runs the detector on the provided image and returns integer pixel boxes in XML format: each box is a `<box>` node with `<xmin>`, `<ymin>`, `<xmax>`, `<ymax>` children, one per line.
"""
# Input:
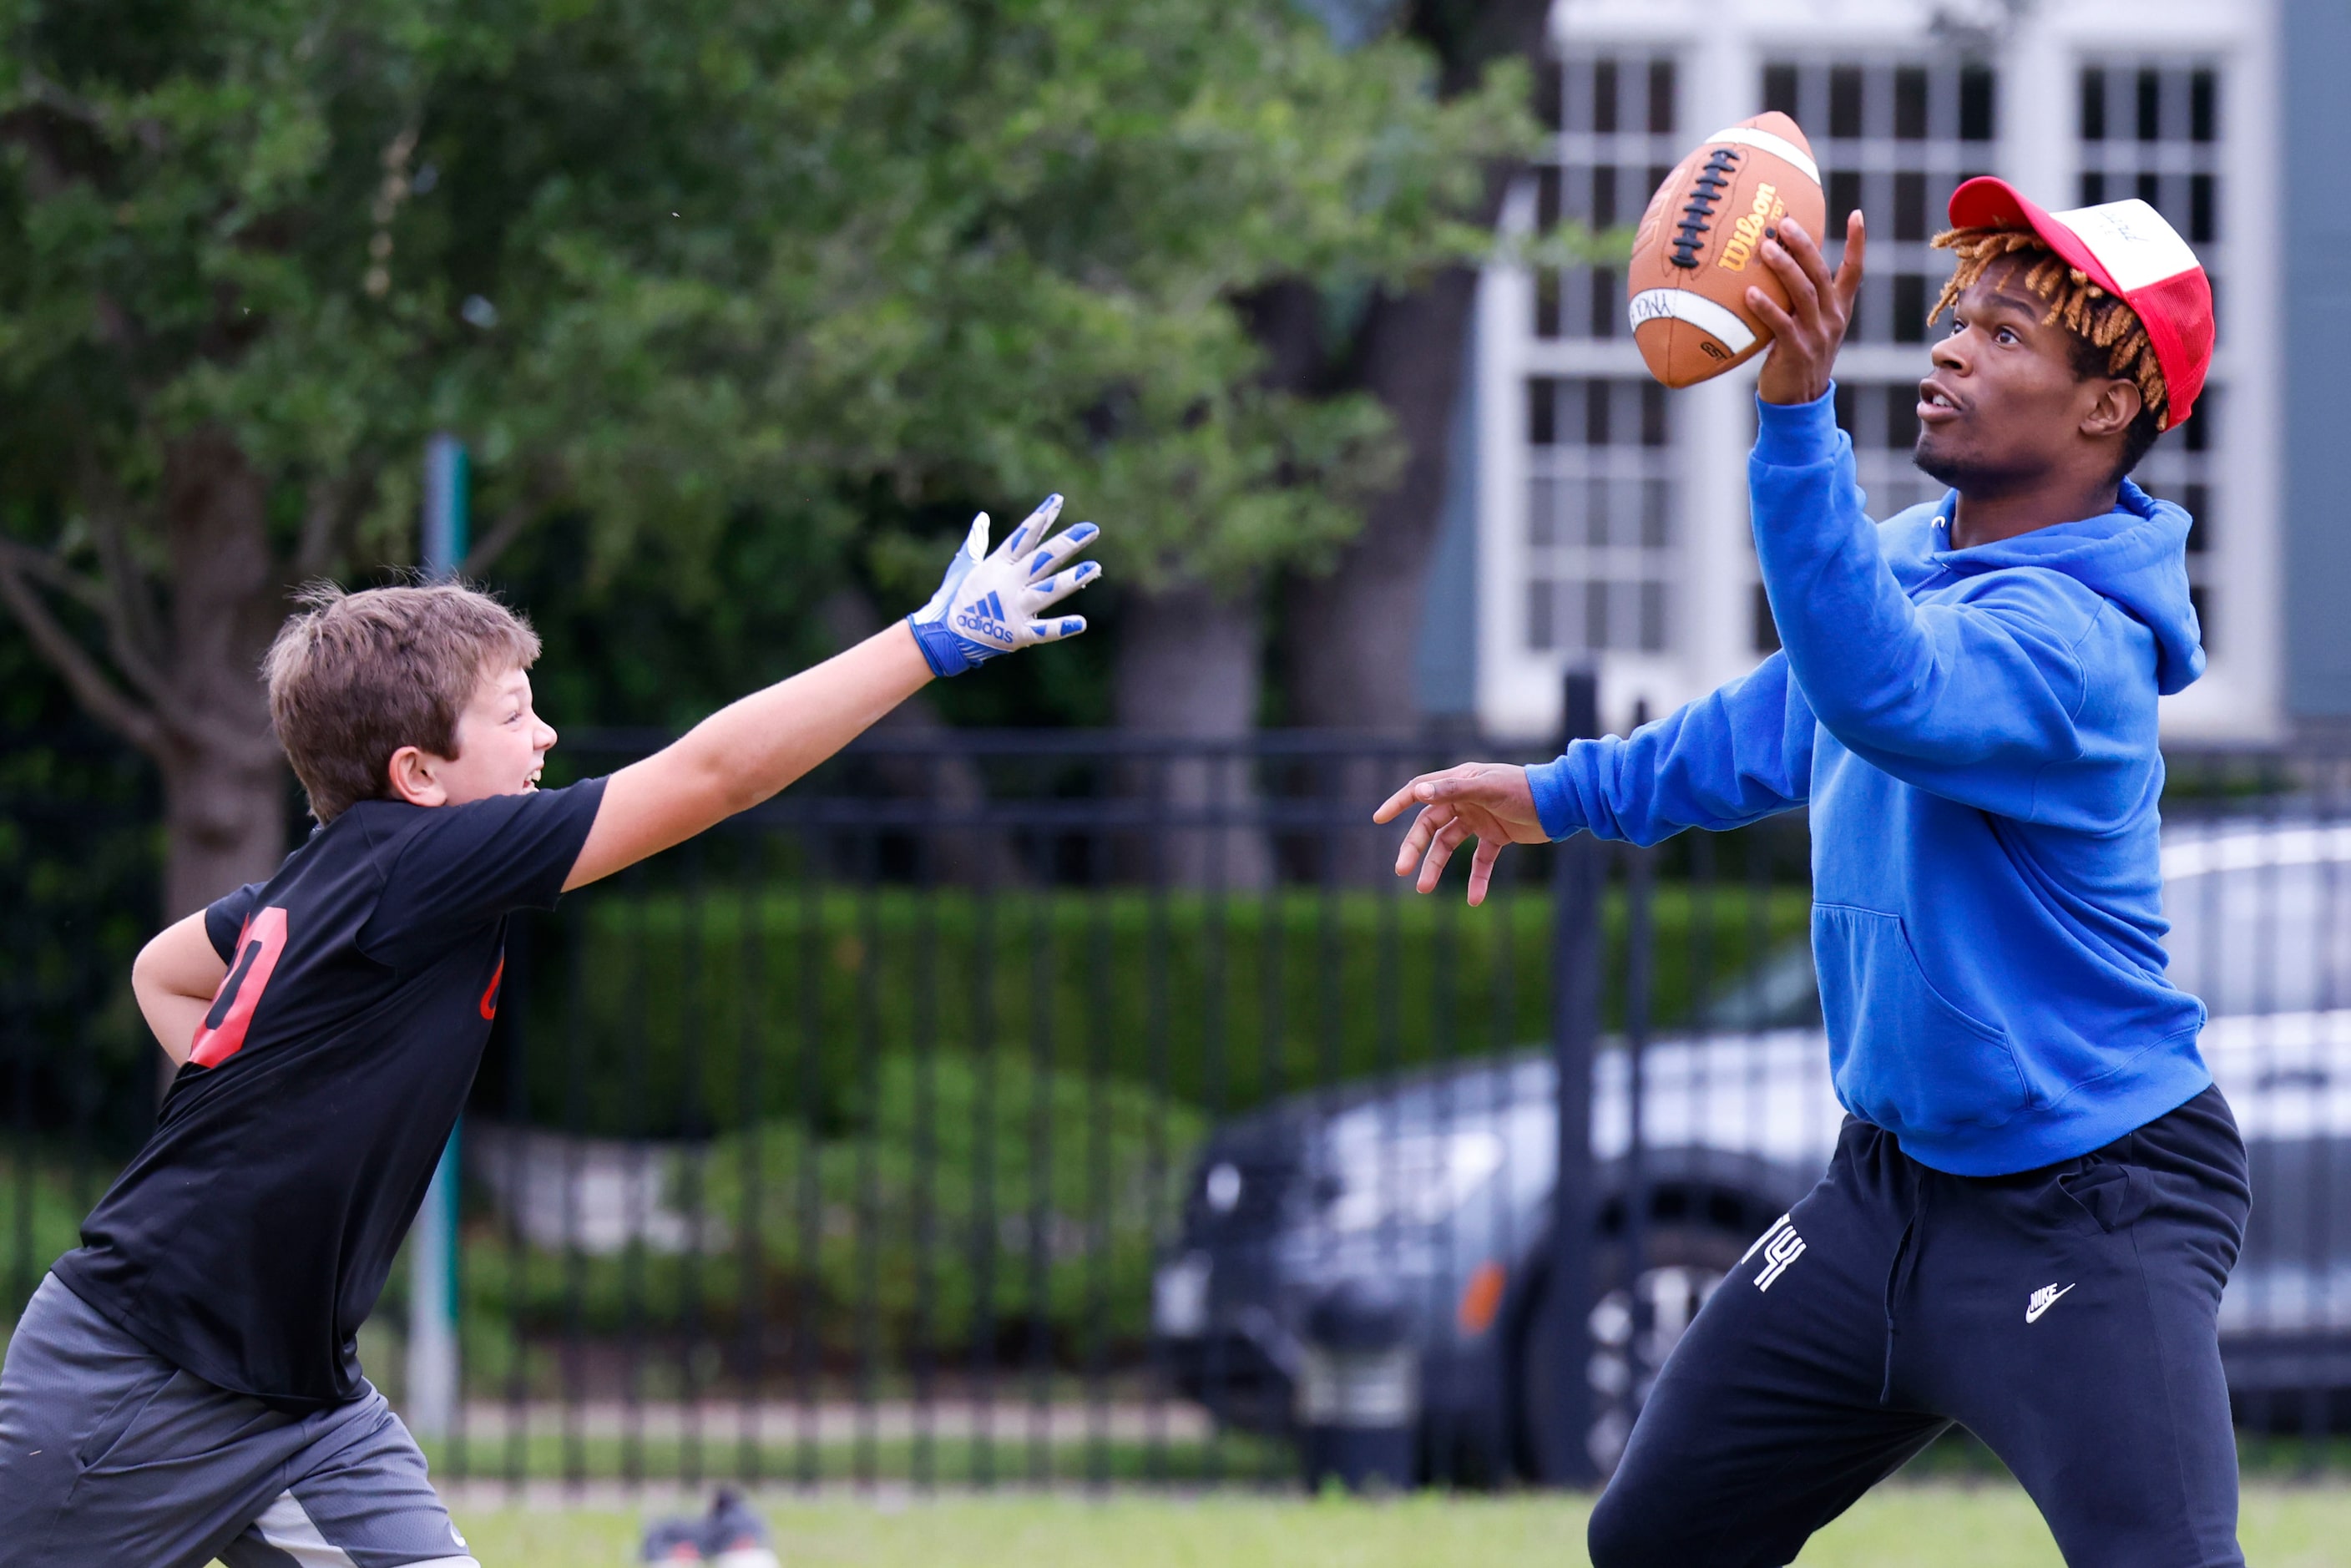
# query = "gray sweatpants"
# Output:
<box><xmin>0</xmin><ymin>1275</ymin><xmax>478</xmax><ymax>1568</ymax></box>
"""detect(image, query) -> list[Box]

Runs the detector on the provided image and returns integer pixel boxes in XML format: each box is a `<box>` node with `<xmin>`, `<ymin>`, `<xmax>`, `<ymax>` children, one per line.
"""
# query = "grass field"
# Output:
<box><xmin>412</xmin><ymin>1485</ymin><xmax>2349</xmax><ymax>1567</ymax></box>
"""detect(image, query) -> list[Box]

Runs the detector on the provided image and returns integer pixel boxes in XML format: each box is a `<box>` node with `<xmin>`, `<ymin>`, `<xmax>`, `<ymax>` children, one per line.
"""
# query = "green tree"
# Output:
<box><xmin>0</xmin><ymin>0</ymin><xmax>1528</xmax><ymax>923</ymax></box>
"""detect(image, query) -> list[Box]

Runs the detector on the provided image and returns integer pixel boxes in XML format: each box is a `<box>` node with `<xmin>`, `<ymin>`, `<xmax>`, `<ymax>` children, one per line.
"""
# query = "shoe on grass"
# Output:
<box><xmin>705</xmin><ymin>1486</ymin><xmax>781</xmax><ymax>1568</ymax></box>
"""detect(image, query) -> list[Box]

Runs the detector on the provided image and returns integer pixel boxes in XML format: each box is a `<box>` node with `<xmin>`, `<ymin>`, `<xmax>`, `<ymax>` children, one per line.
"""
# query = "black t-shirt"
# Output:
<box><xmin>53</xmin><ymin>779</ymin><xmax>606</xmax><ymax>1410</ymax></box>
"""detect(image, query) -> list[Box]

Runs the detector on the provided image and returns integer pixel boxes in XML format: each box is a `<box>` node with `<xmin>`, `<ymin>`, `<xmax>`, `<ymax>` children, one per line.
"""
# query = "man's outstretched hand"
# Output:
<box><xmin>1372</xmin><ymin>763</ymin><xmax>1551</xmax><ymax>907</ymax></box>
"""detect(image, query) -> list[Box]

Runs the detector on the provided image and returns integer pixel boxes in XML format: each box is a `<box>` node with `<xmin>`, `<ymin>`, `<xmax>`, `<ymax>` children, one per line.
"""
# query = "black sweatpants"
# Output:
<box><xmin>1589</xmin><ymin>1085</ymin><xmax>2249</xmax><ymax>1568</ymax></box>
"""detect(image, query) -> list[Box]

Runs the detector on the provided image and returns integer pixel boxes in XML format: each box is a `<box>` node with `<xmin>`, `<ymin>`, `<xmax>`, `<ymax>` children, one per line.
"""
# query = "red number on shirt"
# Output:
<box><xmin>190</xmin><ymin>906</ymin><xmax>290</xmax><ymax>1068</ymax></box>
<box><xmin>479</xmin><ymin>952</ymin><xmax>504</xmax><ymax>1020</ymax></box>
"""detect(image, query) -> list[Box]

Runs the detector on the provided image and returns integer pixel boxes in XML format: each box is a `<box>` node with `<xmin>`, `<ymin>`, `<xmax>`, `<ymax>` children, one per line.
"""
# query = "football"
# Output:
<box><xmin>1626</xmin><ymin>112</ymin><xmax>1828</xmax><ymax>388</ymax></box>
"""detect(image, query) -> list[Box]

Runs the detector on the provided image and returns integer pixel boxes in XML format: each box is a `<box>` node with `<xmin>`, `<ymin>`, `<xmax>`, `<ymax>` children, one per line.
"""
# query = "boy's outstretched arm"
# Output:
<box><xmin>567</xmin><ymin>622</ymin><xmax>934</xmax><ymax>889</ymax></box>
<box><xmin>566</xmin><ymin>496</ymin><xmax>1099</xmax><ymax>891</ymax></box>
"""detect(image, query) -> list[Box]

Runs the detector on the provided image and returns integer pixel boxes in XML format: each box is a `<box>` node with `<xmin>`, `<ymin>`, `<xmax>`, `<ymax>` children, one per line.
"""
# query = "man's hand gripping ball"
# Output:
<box><xmin>907</xmin><ymin>494</ymin><xmax>1102</xmax><ymax>678</ymax></box>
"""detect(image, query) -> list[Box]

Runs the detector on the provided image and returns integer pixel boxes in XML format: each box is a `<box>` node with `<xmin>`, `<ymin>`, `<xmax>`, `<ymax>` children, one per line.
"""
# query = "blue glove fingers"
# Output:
<box><xmin>1024</xmin><ymin>521</ymin><xmax>1100</xmax><ymax>580</ymax></box>
<box><xmin>1003</xmin><ymin>494</ymin><xmax>1064</xmax><ymax>561</ymax></box>
<box><xmin>1025</xmin><ymin>615</ymin><xmax>1088</xmax><ymax>642</ymax></box>
<box><xmin>1027</xmin><ymin>561</ymin><xmax>1100</xmax><ymax>606</ymax></box>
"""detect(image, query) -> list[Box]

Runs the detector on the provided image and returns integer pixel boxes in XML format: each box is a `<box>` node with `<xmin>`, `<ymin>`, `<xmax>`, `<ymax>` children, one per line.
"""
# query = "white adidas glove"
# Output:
<box><xmin>906</xmin><ymin>493</ymin><xmax>1101</xmax><ymax>677</ymax></box>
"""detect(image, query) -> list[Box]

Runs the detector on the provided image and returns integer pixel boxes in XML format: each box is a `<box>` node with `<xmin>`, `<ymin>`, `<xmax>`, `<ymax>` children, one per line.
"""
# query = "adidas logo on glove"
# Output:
<box><xmin>953</xmin><ymin>590</ymin><xmax>1016</xmax><ymax>646</ymax></box>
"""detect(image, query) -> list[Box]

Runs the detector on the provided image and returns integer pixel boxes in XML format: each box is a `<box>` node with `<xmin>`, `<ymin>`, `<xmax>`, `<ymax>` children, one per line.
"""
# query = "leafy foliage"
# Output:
<box><xmin>0</xmin><ymin>0</ymin><xmax>1534</xmax><ymax>638</ymax></box>
<box><xmin>696</xmin><ymin>1051</ymin><xmax>1208</xmax><ymax>1353</ymax></box>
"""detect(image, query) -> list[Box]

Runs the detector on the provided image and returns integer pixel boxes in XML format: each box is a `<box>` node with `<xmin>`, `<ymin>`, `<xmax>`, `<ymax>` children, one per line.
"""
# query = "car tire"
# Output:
<box><xmin>1512</xmin><ymin>1223</ymin><xmax>1752</xmax><ymax>1484</ymax></box>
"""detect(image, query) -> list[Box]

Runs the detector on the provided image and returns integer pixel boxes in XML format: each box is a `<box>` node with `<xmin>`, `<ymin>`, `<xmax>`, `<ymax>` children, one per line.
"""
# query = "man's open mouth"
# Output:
<box><xmin>1918</xmin><ymin>377</ymin><xmax>1964</xmax><ymax>423</ymax></box>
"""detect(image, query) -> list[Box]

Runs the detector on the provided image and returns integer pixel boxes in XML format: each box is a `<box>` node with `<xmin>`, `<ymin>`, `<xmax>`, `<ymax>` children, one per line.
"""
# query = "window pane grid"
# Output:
<box><xmin>2135</xmin><ymin>388</ymin><xmax>2221</xmax><ymax>642</ymax></box>
<box><xmin>1761</xmin><ymin>58</ymin><xmax>1998</xmax><ymax>346</ymax></box>
<box><xmin>2080</xmin><ymin>58</ymin><xmax>2226</xmax><ymax>648</ymax></box>
<box><xmin>2076</xmin><ymin>63</ymin><xmax>2222</xmax><ymax>288</ymax></box>
<box><xmin>1527</xmin><ymin>377</ymin><xmax>1677</xmax><ymax>654</ymax></box>
<box><xmin>1534</xmin><ymin>51</ymin><xmax>1681</xmax><ymax>344</ymax></box>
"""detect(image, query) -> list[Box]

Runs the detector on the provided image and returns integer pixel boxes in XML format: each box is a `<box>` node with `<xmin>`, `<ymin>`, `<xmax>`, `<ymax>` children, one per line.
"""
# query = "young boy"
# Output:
<box><xmin>1379</xmin><ymin>183</ymin><xmax>2240</xmax><ymax>1565</ymax></box>
<box><xmin>0</xmin><ymin>498</ymin><xmax>1099</xmax><ymax>1566</ymax></box>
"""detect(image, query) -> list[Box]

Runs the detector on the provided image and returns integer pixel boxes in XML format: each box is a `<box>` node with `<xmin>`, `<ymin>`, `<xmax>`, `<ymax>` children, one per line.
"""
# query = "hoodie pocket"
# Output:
<box><xmin>1814</xmin><ymin>903</ymin><xmax>2030</xmax><ymax>1137</ymax></box>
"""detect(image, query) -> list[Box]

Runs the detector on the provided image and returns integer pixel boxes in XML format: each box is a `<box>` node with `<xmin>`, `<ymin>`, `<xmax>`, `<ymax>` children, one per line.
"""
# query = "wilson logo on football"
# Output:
<box><xmin>1716</xmin><ymin>183</ymin><xmax>1787</xmax><ymax>273</ymax></box>
<box><xmin>954</xmin><ymin>591</ymin><xmax>1016</xmax><ymax>645</ymax></box>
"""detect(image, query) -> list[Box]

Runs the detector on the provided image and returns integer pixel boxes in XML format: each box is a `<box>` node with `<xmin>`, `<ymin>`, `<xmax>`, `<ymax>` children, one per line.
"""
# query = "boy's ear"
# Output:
<box><xmin>2080</xmin><ymin>376</ymin><xmax>2143</xmax><ymax>442</ymax></box>
<box><xmin>386</xmin><ymin>745</ymin><xmax>448</xmax><ymax>807</ymax></box>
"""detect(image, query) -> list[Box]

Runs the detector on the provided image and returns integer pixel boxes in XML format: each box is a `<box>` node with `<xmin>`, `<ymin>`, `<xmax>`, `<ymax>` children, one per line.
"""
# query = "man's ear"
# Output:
<box><xmin>386</xmin><ymin>745</ymin><xmax>448</xmax><ymax>807</ymax></box>
<box><xmin>2081</xmin><ymin>376</ymin><xmax>2144</xmax><ymax>442</ymax></box>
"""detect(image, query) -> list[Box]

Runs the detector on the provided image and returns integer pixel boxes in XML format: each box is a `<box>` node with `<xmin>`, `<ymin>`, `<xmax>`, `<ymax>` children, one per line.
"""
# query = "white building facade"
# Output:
<box><xmin>1465</xmin><ymin>0</ymin><xmax>2283</xmax><ymax>741</ymax></box>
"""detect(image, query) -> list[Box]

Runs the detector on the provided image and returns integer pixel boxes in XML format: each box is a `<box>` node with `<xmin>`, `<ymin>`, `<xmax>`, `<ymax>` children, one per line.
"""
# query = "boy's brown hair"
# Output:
<box><xmin>1929</xmin><ymin>225</ymin><xmax>2171</xmax><ymax>477</ymax></box>
<box><xmin>264</xmin><ymin>582</ymin><xmax>542</xmax><ymax>822</ymax></box>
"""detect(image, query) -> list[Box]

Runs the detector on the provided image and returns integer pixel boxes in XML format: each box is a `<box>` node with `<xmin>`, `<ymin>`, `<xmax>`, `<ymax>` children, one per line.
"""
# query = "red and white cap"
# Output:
<box><xmin>1947</xmin><ymin>175</ymin><xmax>2214</xmax><ymax>429</ymax></box>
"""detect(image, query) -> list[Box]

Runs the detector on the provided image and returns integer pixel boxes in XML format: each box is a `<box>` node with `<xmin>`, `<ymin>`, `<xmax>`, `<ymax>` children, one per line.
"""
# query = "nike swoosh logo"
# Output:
<box><xmin>2025</xmin><ymin>1282</ymin><xmax>2077</xmax><ymax>1323</ymax></box>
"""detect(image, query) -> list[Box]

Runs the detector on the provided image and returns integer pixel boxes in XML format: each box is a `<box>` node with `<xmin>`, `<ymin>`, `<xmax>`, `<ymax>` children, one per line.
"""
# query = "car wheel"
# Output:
<box><xmin>1513</xmin><ymin>1224</ymin><xmax>1752</xmax><ymax>1483</ymax></box>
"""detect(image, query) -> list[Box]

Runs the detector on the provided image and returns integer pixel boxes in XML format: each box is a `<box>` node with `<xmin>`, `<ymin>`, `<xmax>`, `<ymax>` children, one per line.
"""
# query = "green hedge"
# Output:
<box><xmin>449</xmin><ymin>1052</ymin><xmax>1203</xmax><ymax>1372</ymax></box>
<box><xmin>514</xmin><ymin>883</ymin><xmax>1810</xmax><ymax>1141</ymax></box>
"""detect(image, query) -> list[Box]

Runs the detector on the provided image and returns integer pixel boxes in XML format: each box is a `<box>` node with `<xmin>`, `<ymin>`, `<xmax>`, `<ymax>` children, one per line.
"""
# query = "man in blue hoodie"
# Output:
<box><xmin>1376</xmin><ymin>180</ymin><xmax>2242</xmax><ymax>1566</ymax></box>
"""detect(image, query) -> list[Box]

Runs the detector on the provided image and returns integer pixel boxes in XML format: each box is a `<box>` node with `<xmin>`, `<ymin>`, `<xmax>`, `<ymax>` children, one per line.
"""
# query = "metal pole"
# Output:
<box><xmin>409</xmin><ymin>432</ymin><xmax>469</xmax><ymax>1442</ymax></box>
<box><xmin>1545</xmin><ymin>669</ymin><xmax>1602</xmax><ymax>1486</ymax></box>
<box><xmin>1621</xmin><ymin>701</ymin><xmax>1655</xmax><ymax>1429</ymax></box>
<box><xmin>408</xmin><ymin>1135</ymin><xmax>463</xmax><ymax>1442</ymax></box>
<box><xmin>422</xmin><ymin>433</ymin><xmax>469</xmax><ymax>580</ymax></box>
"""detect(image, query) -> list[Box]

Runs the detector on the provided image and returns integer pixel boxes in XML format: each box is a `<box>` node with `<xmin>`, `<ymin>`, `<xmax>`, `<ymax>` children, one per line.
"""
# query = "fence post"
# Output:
<box><xmin>409</xmin><ymin>432</ymin><xmax>468</xmax><ymax>1443</ymax></box>
<box><xmin>407</xmin><ymin>1132</ymin><xmax>462</xmax><ymax>1443</ymax></box>
<box><xmin>1545</xmin><ymin>670</ymin><xmax>1602</xmax><ymax>1487</ymax></box>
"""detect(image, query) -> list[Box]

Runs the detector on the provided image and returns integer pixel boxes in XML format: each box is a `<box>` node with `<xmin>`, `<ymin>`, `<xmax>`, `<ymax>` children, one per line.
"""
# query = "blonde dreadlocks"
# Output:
<box><xmin>1929</xmin><ymin>225</ymin><xmax>2172</xmax><ymax>433</ymax></box>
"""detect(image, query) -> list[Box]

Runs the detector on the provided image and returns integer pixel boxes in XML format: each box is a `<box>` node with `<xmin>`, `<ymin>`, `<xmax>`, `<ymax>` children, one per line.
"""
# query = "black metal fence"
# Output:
<box><xmin>432</xmin><ymin>720</ymin><xmax>1801</xmax><ymax>1492</ymax></box>
<box><xmin>8</xmin><ymin>719</ymin><xmax>2351</xmax><ymax>1490</ymax></box>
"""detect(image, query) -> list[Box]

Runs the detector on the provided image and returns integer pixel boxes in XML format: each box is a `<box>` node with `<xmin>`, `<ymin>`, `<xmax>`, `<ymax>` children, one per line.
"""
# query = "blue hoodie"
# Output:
<box><xmin>1525</xmin><ymin>388</ymin><xmax>2211</xmax><ymax>1176</ymax></box>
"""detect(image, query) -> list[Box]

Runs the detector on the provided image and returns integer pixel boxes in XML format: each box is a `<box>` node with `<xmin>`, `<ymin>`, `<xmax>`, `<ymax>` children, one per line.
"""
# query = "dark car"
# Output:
<box><xmin>1151</xmin><ymin>817</ymin><xmax>2351</xmax><ymax>1478</ymax></box>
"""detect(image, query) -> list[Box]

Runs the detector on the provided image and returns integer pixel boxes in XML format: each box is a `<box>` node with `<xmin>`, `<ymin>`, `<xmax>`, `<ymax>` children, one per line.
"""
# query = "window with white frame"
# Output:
<box><xmin>2078</xmin><ymin>60</ymin><xmax>2224</xmax><ymax>645</ymax></box>
<box><xmin>1527</xmin><ymin>377</ymin><xmax>1676</xmax><ymax>653</ymax></box>
<box><xmin>1524</xmin><ymin>51</ymin><xmax>1682</xmax><ymax>656</ymax></box>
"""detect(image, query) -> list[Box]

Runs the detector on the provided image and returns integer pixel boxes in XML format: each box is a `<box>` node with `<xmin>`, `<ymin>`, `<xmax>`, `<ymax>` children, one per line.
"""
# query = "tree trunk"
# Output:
<box><xmin>1283</xmin><ymin>269</ymin><xmax>1481</xmax><ymax>732</ymax></box>
<box><xmin>1082</xmin><ymin>279</ymin><xmax>1328</xmax><ymax>889</ymax></box>
<box><xmin>158</xmin><ymin>751</ymin><xmax>287</xmax><ymax>923</ymax></box>
<box><xmin>157</xmin><ymin>429</ymin><xmax>290</xmax><ymax>919</ymax></box>
<box><xmin>1114</xmin><ymin>579</ymin><xmax>1272</xmax><ymax>888</ymax></box>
